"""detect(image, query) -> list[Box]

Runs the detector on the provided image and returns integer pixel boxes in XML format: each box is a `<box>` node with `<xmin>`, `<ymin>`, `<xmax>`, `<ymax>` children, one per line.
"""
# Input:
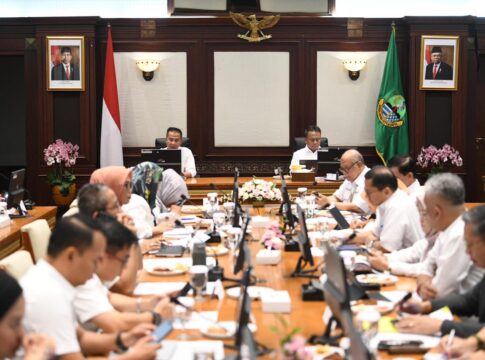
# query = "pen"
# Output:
<box><xmin>392</xmin><ymin>291</ymin><xmax>412</xmax><ymax>312</ymax></box>
<box><xmin>446</xmin><ymin>329</ymin><xmax>455</xmax><ymax>350</ymax></box>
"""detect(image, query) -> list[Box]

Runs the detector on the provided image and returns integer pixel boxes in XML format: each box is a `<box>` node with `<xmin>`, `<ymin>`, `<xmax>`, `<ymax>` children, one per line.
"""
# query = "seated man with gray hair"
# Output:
<box><xmin>316</xmin><ymin>149</ymin><xmax>371</xmax><ymax>214</ymax></box>
<box><xmin>396</xmin><ymin>205</ymin><xmax>485</xmax><ymax>338</ymax></box>
<box><xmin>415</xmin><ymin>173</ymin><xmax>483</xmax><ymax>300</ymax></box>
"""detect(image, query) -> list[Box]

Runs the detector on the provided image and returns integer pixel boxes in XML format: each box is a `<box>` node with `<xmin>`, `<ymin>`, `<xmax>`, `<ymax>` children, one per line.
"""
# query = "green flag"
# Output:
<box><xmin>375</xmin><ymin>27</ymin><xmax>409</xmax><ymax>165</ymax></box>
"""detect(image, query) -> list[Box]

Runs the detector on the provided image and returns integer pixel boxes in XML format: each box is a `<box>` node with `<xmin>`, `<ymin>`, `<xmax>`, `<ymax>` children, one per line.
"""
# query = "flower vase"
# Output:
<box><xmin>52</xmin><ymin>183</ymin><xmax>76</xmax><ymax>206</ymax></box>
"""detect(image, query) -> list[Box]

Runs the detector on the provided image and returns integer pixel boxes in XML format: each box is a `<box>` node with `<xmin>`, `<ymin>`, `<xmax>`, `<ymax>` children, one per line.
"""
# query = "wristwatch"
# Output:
<box><xmin>115</xmin><ymin>332</ymin><xmax>128</xmax><ymax>353</ymax></box>
<box><xmin>151</xmin><ymin>311</ymin><xmax>162</xmax><ymax>326</ymax></box>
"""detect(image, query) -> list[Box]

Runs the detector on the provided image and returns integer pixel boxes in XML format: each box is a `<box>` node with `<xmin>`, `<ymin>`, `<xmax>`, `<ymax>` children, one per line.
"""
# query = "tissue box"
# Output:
<box><xmin>0</xmin><ymin>215</ymin><xmax>10</xmax><ymax>229</ymax></box>
<box><xmin>261</xmin><ymin>290</ymin><xmax>291</xmax><ymax>313</ymax></box>
<box><xmin>251</xmin><ymin>216</ymin><xmax>270</xmax><ymax>228</ymax></box>
<box><xmin>256</xmin><ymin>249</ymin><xmax>281</xmax><ymax>265</ymax></box>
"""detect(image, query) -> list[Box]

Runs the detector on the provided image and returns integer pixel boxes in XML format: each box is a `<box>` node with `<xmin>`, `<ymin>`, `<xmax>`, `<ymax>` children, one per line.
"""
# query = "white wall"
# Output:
<box><xmin>214</xmin><ymin>52</ymin><xmax>290</xmax><ymax>147</ymax></box>
<box><xmin>317</xmin><ymin>51</ymin><xmax>387</xmax><ymax>146</ymax></box>
<box><xmin>114</xmin><ymin>52</ymin><xmax>187</xmax><ymax>147</ymax></box>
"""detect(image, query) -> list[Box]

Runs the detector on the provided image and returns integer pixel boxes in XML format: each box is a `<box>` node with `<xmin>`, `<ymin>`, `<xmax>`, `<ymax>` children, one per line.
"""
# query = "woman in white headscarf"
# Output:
<box><xmin>155</xmin><ymin>168</ymin><xmax>189</xmax><ymax>213</ymax></box>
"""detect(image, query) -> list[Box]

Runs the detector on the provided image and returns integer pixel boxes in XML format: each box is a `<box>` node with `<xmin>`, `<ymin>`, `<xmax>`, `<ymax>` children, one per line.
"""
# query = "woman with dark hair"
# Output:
<box><xmin>0</xmin><ymin>270</ymin><xmax>55</xmax><ymax>360</ymax></box>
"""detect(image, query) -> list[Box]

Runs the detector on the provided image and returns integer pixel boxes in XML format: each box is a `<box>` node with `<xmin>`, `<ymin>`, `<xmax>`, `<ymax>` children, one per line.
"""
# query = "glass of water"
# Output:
<box><xmin>212</xmin><ymin>211</ymin><xmax>226</xmax><ymax>233</ymax></box>
<box><xmin>223</xmin><ymin>202</ymin><xmax>235</xmax><ymax>222</ymax></box>
<box><xmin>189</xmin><ymin>265</ymin><xmax>208</xmax><ymax>302</ymax></box>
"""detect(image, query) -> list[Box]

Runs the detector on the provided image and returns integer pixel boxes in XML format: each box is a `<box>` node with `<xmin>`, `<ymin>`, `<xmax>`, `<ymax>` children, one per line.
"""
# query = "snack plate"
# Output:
<box><xmin>355</xmin><ymin>273</ymin><xmax>398</xmax><ymax>286</ymax></box>
<box><xmin>200</xmin><ymin>321</ymin><xmax>257</xmax><ymax>339</ymax></box>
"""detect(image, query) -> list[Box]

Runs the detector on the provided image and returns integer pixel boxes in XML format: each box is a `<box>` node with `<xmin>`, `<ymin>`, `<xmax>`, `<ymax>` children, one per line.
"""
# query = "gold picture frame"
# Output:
<box><xmin>46</xmin><ymin>36</ymin><xmax>85</xmax><ymax>91</ymax></box>
<box><xmin>419</xmin><ymin>35</ymin><xmax>459</xmax><ymax>91</ymax></box>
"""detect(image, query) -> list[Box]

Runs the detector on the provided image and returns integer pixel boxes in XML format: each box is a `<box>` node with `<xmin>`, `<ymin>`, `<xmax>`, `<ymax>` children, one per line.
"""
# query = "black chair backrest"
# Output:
<box><xmin>293</xmin><ymin>137</ymin><xmax>328</xmax><ymax>152</ymax></box>
<box><xmin>155</xmin><ymin>137</ymin><xmax>191</xmax><ymax>149</ymax></box>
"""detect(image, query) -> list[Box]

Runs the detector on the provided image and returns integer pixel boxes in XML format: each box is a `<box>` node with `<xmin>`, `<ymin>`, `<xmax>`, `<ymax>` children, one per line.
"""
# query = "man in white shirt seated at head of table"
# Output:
<box><xmin>290</xmin><ymin>125</ymin><xmax>323</xmax><ymax>168</ymax></box>
<box><xmin>350</xmin><ymin>166</ymin><xmax>424</xmax><ymax>252</ymax></box>
<box><xmin>388</xmin><ymin>154</ymin><xmax>422</xmax><ymax>202</ymax></box>
<box><xmin>414</xmin><ymin>173</ymin><xmax>484</xmax><ymax>300</ymax></box>
<box><xmin>315</xmin><ymin>149</ymin><xmax>371</xmax><ymax>214</ymax></box>
<box><xmin>162</xmin><ymin>127</ymin><xmax>196</xmax><ymax>178</ymax></box>
<box><xmin>20</xmin><ymin>214</ymin><xmax>160</xmax><ymax>360</ymax></box>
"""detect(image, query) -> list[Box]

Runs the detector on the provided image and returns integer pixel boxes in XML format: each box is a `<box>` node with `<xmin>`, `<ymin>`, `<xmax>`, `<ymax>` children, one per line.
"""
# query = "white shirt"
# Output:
<box><xmin>407</xmin><ymin>179</ymin><xmax>422</xmax><ymax>202</ymax></box>
<box><xmin>163</xmin><ymin>146</ymin><xmax>196</xmax><ymax>177</ymax></box>
<box><xmin>290</xmin><ymin>146</ymin><xmax>318</xmax><ymax>167</ymax></box>
<box><xmin>386</xmin><ymin>233</ymin><xmax>437</xmax><ymax>277</ymax></box>
<box><xmin>417</xmin><ymin>216</ymin><xmax>484</xmax><ymax>297</ymax></box>
<box><xmin>122</xmin><ymin>193</ymin><xmax>155</xmax><ymax>239</ymax></box>
<box><xmin>333</xmin><ymin>166</ymin><xmax>370</xmax><ymax>214</ymax></box>
<box><xmin>372</xmin><ymin>189</ymin><xmax>424</xmax><ymax>252</ymax></box>
<box><xmin>20</xmin><ymin>260</ymin><xmax>80</xmax><ymax>356</ymax></box>
<box><xmin>74</xmin><ymin>274</ymin><xmax>114</xmax><ymax>324</ymax></box>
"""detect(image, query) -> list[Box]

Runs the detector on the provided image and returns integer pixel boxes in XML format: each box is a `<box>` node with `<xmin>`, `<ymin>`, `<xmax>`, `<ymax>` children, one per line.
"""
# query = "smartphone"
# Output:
<box><xmin>152</xmin><ymin>321</ymin><xmax>173</xmax><ymax>342</ymax></box>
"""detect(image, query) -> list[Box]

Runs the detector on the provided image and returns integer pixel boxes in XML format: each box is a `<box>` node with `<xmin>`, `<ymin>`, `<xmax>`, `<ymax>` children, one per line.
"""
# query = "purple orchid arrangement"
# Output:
<box><xmin>416</xmin><ymin>144</ymin><xmax>463</xmax><ymax>172</ymax></box>
<box><xmin>261</xmin><ymin>220</ymin><xmax>285</xmax><ymax>250</ymax></box>
<box><xmin>43</xmin><ymin>139</ymin><xmax>79</xmax><ymax>195</ymax></box>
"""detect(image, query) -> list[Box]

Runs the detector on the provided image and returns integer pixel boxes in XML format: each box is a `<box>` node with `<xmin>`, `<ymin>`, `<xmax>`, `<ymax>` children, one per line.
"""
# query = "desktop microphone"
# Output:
<box><xmin>209</xmin><ymin>183</ymin><xmax>231</xmax><ymax>199</ymax></box>
<box><xmin>206</xmin><ymin>246</ymin><xmax>224</xmax><ymax>281</ymax></box>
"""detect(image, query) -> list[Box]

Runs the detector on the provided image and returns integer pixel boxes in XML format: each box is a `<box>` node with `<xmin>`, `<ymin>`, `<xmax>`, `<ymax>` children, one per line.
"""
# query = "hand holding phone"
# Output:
<box><xmin>152</xmin><ymin>321</ymin><xmax>173</xmax><ymax>343</ymax></box>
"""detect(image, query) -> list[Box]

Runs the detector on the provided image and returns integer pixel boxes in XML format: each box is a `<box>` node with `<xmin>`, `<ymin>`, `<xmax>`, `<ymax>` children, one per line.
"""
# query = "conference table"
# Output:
<box><xmin>185</xmin><ymin>177</ymin><xmax>342</xmax><ymax>203</ymax></box>
<box><xmin>140</xmin><ymin>206</ymin><xmax>423</xmax><ymax>359</ymax></box>
<box><xmin>0</xmin><ymin>206</ymin><xmax>57</xmax><ymax>260</ymax></box>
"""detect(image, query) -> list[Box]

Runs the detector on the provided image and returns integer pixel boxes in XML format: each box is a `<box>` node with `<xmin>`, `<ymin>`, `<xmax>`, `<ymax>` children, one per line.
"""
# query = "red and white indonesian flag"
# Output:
<box><xmin>100</xmin><ymin>26</ymin><xmax>123</xmax><ymax>167</ymax></box>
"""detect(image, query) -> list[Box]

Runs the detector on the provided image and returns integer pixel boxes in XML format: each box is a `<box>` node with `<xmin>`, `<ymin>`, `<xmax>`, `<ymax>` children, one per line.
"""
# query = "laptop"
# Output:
<box><xmin>140</xmin><ymin>149</ymin><xmax>182</xmax><ymax>174</ymax></box>
<box><xmin>317</xmin><ymin>147</ymin><xmax>352</xmax><ymax>176</ymax></box>
<box><xmin>155</xmin><ymin>243</ymin><xmax>186</xmax><ymax>257</ymax></box>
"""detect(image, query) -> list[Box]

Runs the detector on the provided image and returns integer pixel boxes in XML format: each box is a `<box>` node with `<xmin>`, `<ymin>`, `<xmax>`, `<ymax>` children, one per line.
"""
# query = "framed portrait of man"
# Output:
<box><xmin>46</xmin><ymin>36</ymin><xmax>85</xmax><ymax>91</ymax></box>
<box><xmin>419</xmin><ymin>35</ymin><xmax>459</xmax><ymax>91</ymax></box>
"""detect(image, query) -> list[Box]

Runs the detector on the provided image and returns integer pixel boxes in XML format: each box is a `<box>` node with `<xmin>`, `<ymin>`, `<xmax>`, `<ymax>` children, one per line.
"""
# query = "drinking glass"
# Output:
<box><xmin>297</xmin><ymin>187</ymin><xmax>307</xmax><ymax>201</ymax></box>
<box><xmin>223</xmin><ymin>202</ymin><xmax>235</xmax><ymax>222</ymax></box>
<box><xmin>176</xmin><ymin>297</ymin><xmax>194</xmax><ymax>340</ymax></box>
<box><xmin>305</xmin><ymin>195</ymin><xmax>316</xmax><ymax>218</ymax></box>
<box><xmin>189</xmin><ymin>265</ymin><xmax>208</xmax><ymax>302</ymax></box>
<box><xmin>212</xmin><ymin>211</ymin><xmax>226</xmax><ymax>233</ymax></box>
<box><xmin>226</xmin><ymin>227</ymin><xmax>242</xmax><ymax>251</ymax></box>
<box><xmin>206</xmin><ymin>192</ymin><xmax>218</xmax><ymax>216</ymax></box>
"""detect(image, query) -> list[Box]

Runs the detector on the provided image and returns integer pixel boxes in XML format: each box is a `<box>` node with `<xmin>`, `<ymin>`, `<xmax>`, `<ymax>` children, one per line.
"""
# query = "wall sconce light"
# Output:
<box><xmin>342</xmin><ymin>59</ymin><xmax>367</xmax><ymax>81</ymax></box>
<box><xmin>135</xmin><ymin>60</ymin><xmax>160</xmax><ymax>81</ymax></box>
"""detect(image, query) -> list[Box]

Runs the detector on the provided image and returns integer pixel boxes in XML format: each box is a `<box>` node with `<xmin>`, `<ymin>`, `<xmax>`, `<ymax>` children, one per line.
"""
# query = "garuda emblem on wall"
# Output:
<box><xmin>230</xmin><ymin>12</ymin><xmax>280</xmax><ymax>42</ymax></box>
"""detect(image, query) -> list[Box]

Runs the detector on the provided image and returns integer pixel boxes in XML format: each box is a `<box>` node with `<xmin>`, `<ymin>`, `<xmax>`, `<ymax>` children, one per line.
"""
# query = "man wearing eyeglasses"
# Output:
<box><xmin>316</xmin><ymin>149</ymin><xmax>370</xmax><ymax>214</ymax></box>
<box><xmin>74</xmin><ymin>213</ymin><xmax>174</xmax><ymax>334</ymax></box>
<box><xmin>352</xmin><ymin>166</ymin><xmax>423</xmax><ymax>252</ymax></box>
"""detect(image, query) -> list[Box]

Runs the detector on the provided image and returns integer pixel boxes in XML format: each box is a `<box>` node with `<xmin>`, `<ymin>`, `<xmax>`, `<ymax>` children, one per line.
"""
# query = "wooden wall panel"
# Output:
<box><xmin>0</xmin><ymin>15</ymin><xmax>483</xmax><ymax>201</ymax></box>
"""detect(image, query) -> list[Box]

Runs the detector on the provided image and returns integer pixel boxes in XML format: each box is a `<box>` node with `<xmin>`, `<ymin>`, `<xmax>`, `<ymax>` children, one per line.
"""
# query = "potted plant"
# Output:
<box><xmin>416</xmin><ymin>144</ymin><xmax>463</xmax><ymax>176</ymax></box>
<box><xmin>43</xmin><ymin>139</ymin><xmax>79</xmax><ymax>205</ymax></box>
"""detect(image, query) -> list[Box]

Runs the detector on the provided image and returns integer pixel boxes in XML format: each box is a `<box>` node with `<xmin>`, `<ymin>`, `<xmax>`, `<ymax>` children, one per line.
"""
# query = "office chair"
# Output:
<box><xmin>155</xmin><ymin>137</ymin><xmax>191</xmax><ymax>149</ymax></box>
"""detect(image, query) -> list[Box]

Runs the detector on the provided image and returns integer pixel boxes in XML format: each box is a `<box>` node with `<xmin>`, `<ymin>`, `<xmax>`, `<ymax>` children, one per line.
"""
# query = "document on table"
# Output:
<box><xmin>157</xmin><ymin>340</ymin><xmax>224</xmax><ymax>360</ymax></box>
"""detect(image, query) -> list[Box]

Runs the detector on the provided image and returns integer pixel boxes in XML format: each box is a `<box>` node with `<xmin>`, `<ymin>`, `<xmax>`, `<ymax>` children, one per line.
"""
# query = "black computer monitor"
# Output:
<box><xmin>322</xmin><ymin>242</ymin><xmax>351</xmax><ymax>323</ymax></box>
<box><xmin>329</xmin><ymin>206</ymin><xmax>350</xmax><ymax>230</ymax></box>
<box><xmin>290</xmin><ymin>205</ymin><xmax>317</xmax><ymax>278</ymax></box>
<box><xmin>340</xmin><ymin>312</ymin><xmax>375</xmax><ymax>360</ymax></box>
<box><xmin>299</xmin><ymin>159</ymin><xmax>318</xmax><ymax>172</ymax></box>
<box><xmin>232</xmin><ymin>168</ymin><xmax>241</xmax><ymax>228</ymax></box>
<box><xmin>8</xmin><ymin>168</ymin><xmax>25</xmax><ymax>194</ymax></box>
<box><xmin>278</xmin><ymin>167</ymin><xmax>295</xmax><ymax>231</ymax></box>
<box><xmin>140</xmin><ymin>149</ymin><xmax>182</xmax><ymax>174</ymax></box>
<box><xmin>317</xmin><ymin>147</ymin><xmax>352</xmax><ymax>176</ymax></box>
<box><xmin>233</xmin><ymin>214</ymin><xmax>251</xmax><ymax>275</ymax></box>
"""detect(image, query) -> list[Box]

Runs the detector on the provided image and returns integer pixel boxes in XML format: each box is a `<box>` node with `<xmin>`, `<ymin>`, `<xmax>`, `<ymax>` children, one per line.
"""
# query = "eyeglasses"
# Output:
<box><xmin>107</xmin><ymin>253</ymin><xmax>129</xmax><ymax>267</ymax></box>
<box><xmin>123</xmin><ymin>181</ymin><xmax>133</xmax><ymax>190</ymax></box>
<box><xmin>339</xmin><ymin>161</ymin><xmax>358</xmax><ymax>174</ymax></box>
